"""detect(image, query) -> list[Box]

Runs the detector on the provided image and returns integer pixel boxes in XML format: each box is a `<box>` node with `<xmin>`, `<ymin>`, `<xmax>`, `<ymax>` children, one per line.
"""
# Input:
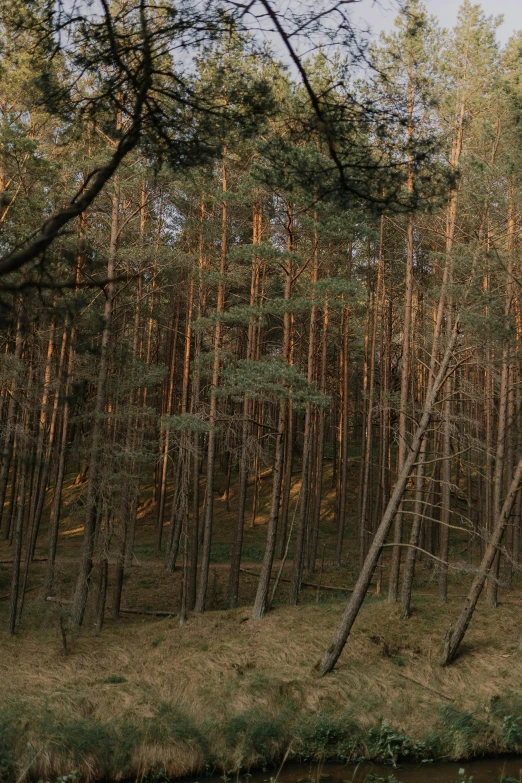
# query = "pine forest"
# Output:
<box><xmin>2</xmin><ymin>1</ymin><xmax>522</xmax><ymax>781</ymax></box>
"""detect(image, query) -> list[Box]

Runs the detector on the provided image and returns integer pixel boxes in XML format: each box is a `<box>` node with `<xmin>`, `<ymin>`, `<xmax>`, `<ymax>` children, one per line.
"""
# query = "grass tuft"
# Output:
<box><xmin>101</xmin><ymin>675</ymin><xmax>127</xmax><ymax>684</ymax></box>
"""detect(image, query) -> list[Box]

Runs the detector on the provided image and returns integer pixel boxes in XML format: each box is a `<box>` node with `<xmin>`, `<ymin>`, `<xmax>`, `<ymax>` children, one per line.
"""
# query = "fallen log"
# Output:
<box><xmin>45</xmin><ymin>595</ymin><xmax>71</xmax><ymax>605</ymax></box>
<box><xmin>119</xmin><ymin>608</ymin><xmax>175</xmax><ymax>617</ymax></box>
<box><xmin>0</xmin><ymin>556</ymin><xmax>47</xmax><ymax>564</ymax></box>
<box><xmin>45</xmin><ymin>595</ymin><xmax>174</xmax><ymax>617</ymax></box>
<box><xmin>240</xmin><ymin>567</ymin><xmax>353</xmax><ymax>593</ymax></box>
<box><xmin>0</xmin><ymin>584</ymin><xmax>40</xmax><ymax>601</ymax></box>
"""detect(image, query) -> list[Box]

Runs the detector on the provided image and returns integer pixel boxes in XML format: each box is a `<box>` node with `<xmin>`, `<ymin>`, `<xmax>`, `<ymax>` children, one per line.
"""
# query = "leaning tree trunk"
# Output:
<box><xmin>317</xmin><ymin>318</ymin><xmax>460</xmax><ymax>676</ymax></box>
<box><xmin>442</xmin><ymin>454</ymin><xmax>522</xmax><ymax>665</ymax></box>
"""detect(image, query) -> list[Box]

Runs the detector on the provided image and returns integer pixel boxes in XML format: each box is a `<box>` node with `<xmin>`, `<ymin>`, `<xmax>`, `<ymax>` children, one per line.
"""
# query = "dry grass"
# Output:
<box><xmin>2</xmin><ymin>594</ymin><xmax>522</xmax><ymax>780</ymax></box>
<box><xmin>2</xmin><ymin>459</ymin><xmax>522</xmax><ymax>780</ymax></box>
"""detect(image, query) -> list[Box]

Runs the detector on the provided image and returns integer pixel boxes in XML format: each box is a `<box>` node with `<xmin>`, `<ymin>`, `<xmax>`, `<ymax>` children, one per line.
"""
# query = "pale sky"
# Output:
<box><xmin>353</xmin><ymin>0</ymin><xmax>522</xmax><ymax>44</ymax></box>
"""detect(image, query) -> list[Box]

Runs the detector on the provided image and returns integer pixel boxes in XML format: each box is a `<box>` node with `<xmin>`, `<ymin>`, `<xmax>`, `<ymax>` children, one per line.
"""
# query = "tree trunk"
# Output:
<box><xmin>442</xmin><ymin>455</ymin><xmax>522</xmax><ymax>665</ymax></box>
<box><xmin>278</xmin><ymin>401</ymin><xmax>294</xmax><ymax>557</ymax></box>
<box><xmin>290</xmin><ymin>223</ymin><xmax>318</xmax><ymax>603</ymax></box>
<box><xmin>388</xmin><ymin>214</ymin><xmax>414</xmax><ymax>602</ymax></box>
<box><xmin>252</xmin><ymin>208</ymin><xmax>293</xmax><ymax>620</ymax></box>
<box><xmin>317</xmin><ymin>318</ymin><xmax>460</xmax><ymax>676</ymax></box>
<box><xmin>486</xmin><ymin>192</ymin><xmax>514</xmax><ymax>607</ymax></box>
<box><xmin>71</xmin><ymin>176</ymin><xmax>119</xmax><ymax>627</ymax></box>
<box><xmin>95</xmin><ymin>558</ymin><xmax>109</xmax><ymax>633</ymax></box>
<box><xmin>0</xmin><ymin>316</ymin><xmax>22</xmax><ymax>531</ymax></box>
<box><xmin>44</xmin><ymin>338</ymin><xmax>74</xmax><ymax>596</ymax></box>
<box><xmin>336</xmin><ymin>302</ymin><xmax>350</xmax><ymax>564</ymax></box>
<box><xmin>26</xmin><ymin>314</ymin><xmax>56</xmax><ymax>557</ymax></box>
<box><xmin>157</xmin><ymin>299</ymin><xmax>181</xmax><ymax>549</ymax></box>
<box><xmin>400</xmin><ymin>435</ymin><xmax>427</xmax><ymax>617</ymax></box>
<box><xmin>228</xmin><ymin>207</ymin><xmax>261</xmax><ymax>606</ymax></box>
<box><xmin>7</xmin><ymin>468</ymin><xmax>26</xmax><ymax>636</ymax></box>
<box><xmin>188</xmin><ymin>206</ymin><xmax>205</xmax><ymax>611</ymax></box>
<box><xmin>308</xmin><ymin>298</ymin><xmax>329</xmax><ymax>572</ymax></box>
<box><xmin>195</xmin><ymin>159</ymin><xmax>227</xmax><ymax>613</ymax></box>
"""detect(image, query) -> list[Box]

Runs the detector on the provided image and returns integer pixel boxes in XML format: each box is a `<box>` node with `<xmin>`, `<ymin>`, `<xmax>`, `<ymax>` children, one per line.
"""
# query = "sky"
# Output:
<box><xmin>353</xmin><ymin>0</ymin><xmax>522</xmax><ymax>45</ymax></box>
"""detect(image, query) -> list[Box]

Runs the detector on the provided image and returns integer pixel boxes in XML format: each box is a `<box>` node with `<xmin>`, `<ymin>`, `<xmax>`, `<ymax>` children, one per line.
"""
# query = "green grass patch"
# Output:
<box><xmin>101</xmin><ymin>675</ymin><xmax>127</xmax><ymax>684</ymax></box>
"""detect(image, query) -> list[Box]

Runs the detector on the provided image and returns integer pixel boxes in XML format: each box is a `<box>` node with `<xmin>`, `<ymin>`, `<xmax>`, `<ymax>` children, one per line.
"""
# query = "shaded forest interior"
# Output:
<box><xmin>2</xmin><ymin>0</ymin><xmax>522</xmax><ymax>683</ymax></box>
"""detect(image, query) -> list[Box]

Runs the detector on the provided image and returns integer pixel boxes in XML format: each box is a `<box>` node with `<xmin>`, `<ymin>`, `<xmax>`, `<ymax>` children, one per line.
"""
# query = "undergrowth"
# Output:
<box><xmin>1</xmin><ymin>691</ymin><xmax>522</xmax><ymax>782</ymax></box>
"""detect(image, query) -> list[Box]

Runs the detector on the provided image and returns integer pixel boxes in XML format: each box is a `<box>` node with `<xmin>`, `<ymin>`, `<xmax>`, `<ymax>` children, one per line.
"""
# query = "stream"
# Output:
<box><xmin>192</xmin><ymin>760</ymin><xmax>522</xmax><ymax>783</ymax></box>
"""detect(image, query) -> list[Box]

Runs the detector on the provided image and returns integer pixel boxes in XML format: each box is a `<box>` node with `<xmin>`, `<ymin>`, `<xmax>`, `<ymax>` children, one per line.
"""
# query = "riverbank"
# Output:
<box><xmin>2</xmin><ymin>596</ymin><xmax>522</xmax><ymax>781</ymax></box>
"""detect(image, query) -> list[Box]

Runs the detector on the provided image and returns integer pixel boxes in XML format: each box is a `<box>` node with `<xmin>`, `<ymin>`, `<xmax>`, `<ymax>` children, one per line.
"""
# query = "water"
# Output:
<box><xmin>196</xmin><ymin>760</ymin><xmax>522</xmax><ymax>783</ymax></box>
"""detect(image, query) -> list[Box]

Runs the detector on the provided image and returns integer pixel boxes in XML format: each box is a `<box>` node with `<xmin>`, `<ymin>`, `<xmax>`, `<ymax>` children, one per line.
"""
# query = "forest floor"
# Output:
<box><xmin>2</xmin><ymin>459</ymin><xmax>522</xmax><ymax>780</ymax></box>
<box><xmin>2</xmin><ymin>590</ymin><xmax>522</xmax><ymax>781</ymax></box>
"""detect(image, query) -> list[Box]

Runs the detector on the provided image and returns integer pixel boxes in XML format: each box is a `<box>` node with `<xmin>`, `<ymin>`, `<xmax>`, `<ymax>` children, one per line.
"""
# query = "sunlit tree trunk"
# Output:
<box><xmin>195</xmin><ymin>159</ymin><xmax>227</xmax><ymax>613</ymax></box>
